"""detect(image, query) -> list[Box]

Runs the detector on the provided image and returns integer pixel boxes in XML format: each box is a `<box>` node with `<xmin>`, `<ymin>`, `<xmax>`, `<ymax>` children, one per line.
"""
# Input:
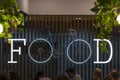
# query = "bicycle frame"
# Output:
<box><xmin>28</xmin><ymin>28</ymin><xmax>92</xmax><ymax>64</ymax></box>
<box><xmin>47</xmin><ymin>30</ymin><xmax>76</xmax><ymax>55</ymax></box>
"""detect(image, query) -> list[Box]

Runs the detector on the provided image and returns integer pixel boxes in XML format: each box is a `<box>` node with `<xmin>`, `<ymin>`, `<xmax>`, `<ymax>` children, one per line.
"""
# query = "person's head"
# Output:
<box><xmin>9</xmin><ymin>71</ymin><xmax>17</xmax><ymax>80</ymax></box>
<box><xmin>66</xmin><ymin>67</ymin><xmax>76</xmax><ymax>78</ymax></box>
<box><xmin>35</xmin><ymin>71</ymin><xmax>45</xmax><ymax>80</ymax></box>
<box><xmin>0</xmin><ymin>74</ymin><xmax>9</xmax><ymax>80</ymax></box>
<box><xmin>110</xmin><ymin>70</ymin><xmax>118</xmax><ymax>79</ymax></box>
<box><xmin>93</xmin><ymin>68</ymin><xmax>101</xmax><ymax>80</ymax></box>
<box><xmin>55</xmin><ymin>75</ymin><xmax>69</xmax><ymax>80</ymax></box>
<box><xmin>103</xmin><ymin>74</ymin><xmax>112</xmax><ymax>80</ymax></box>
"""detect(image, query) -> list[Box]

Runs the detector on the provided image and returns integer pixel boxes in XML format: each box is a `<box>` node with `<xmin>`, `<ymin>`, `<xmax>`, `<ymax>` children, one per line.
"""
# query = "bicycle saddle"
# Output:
<box><xmin>69</xmin><ymin>29</ymin><xmax>77</xmax><ymax>35</ymax></box>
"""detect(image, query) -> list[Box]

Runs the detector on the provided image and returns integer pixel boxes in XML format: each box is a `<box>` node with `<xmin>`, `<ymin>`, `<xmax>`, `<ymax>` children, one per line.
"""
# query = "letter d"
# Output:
<box><xmin>94</xmin><ymin>39</ymin><xmax>113</xmax><ymax>64</ymax></box>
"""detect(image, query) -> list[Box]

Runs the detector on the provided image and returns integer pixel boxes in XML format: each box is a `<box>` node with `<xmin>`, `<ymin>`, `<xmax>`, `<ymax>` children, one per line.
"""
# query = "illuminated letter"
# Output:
<box><xmin>8</xmin><ymin>39</ymin><xmax>26</xmax><ymax>63</ymax></box>
<box><xmin>94</xmin><ymin>39</ymin><xmax>113</xmax><ymax>64</ymax></box>
<box><xmin>67</xmin><ymin>39</ymin><xmax>92</xmax><ymax>64</ymax></box>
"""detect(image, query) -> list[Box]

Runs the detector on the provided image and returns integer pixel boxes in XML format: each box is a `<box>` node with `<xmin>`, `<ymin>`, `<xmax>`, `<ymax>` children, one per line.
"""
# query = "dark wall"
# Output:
<box><xmin>0</xmin><ymin>15</ymin><xmax>120</xmax><ymax>80</ymax></box>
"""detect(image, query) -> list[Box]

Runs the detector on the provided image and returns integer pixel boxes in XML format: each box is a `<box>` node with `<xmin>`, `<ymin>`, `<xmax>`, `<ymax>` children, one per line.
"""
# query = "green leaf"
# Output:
<box><xmin>19</xmin><ymin>28</ymin><xmax>24</xmax><ymax>32</ymax></box>
<box><xmin>91</xmin><ymin>6</ymin><xmax>99</xmax><ymax>13</ymax></box>
<box><xmin>0</xmin><ymin>33</ymin><xmax>6</xmax><ymax>38</ymax></box>
<box><xmin>101</xmin><ymin>47</ymin><xmax>109</xmax><ymax>53</ymax></box>
<box><xmin>7</xmin><ymin>33</ymin><xmax>13</xmax><ymax>38</ymax></box>
<box><xmin>0</xmin><ymin>0</ymin><xmax>24</xmax><ymax>40</ymax></box>
<box><xmin>4</xmin><ymin>22</ymin><xmax>10</xmax><ymax>29</ymax></box>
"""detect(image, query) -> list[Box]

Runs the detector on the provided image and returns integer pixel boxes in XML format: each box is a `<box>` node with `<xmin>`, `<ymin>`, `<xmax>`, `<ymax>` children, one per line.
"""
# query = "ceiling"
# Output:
<box><xmin>18</xmin><ymin>0</ymin><xmax>95</xmax><ymax>15</ymax></box>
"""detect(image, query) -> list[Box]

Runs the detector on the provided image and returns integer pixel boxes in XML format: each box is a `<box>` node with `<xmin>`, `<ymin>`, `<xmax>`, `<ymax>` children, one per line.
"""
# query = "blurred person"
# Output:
<box><xmin>66</xmin><ymin>67</ymin><xmax>82</xmax><ymax>80</ymax></box>
<box><xmin>9</xmin><ymin>71</ymin><xmax>19</xmax><ymax>80</ymax></box>
<box><xmin>93</xmin><ymin>68</ymin><xmax>101</xmax><ymax>80</ymax></box>
<box><xmin>103</xmin><ymin>74</ymin><xmax>112</xmax><ymax>80</ymax></box>
<box><xmin>0</xmin><ymin>73</ymin><xmax>10</xmax><ymax>80</ymax></box>
<box><xmin>35</xmin><ymin>71</ymin><xmax>51</xmax><ymax>80</ymax></box>
<box><xmin>55</xmin><ymin>75</ymin><xmax>69</xmax><ymax>80</ymax></box>
<box><xmin>110</xmin><ymin>70</ymin><xmax>120</xmax><ymax>80</ymax></box>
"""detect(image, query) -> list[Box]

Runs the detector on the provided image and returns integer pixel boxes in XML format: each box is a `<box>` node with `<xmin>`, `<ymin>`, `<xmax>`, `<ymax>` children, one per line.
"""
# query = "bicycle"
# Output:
<box><xmin>28</xmin><ymin>27</ymin><xmax>92</xmax><ymax>64</ymax></box>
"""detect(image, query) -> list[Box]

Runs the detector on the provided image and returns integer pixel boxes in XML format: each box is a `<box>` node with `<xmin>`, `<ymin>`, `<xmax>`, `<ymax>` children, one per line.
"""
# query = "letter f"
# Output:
<box><xmin>8</xmin><ymin>39</ymin><xmax>26</xmax><ymax>63</ymax></box>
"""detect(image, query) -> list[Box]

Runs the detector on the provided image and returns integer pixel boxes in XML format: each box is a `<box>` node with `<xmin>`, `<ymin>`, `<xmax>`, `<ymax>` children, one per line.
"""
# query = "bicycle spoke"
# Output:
<box><xmin>28</xmin><ymin>38</ymin><xmax>53</xmax><ymax>63</ymax></box>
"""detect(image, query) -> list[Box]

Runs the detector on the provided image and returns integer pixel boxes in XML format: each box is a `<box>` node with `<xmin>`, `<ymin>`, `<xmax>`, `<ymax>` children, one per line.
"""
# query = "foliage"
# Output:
<box><xmin>0</xmin><ymin>0</ymin><xmax>23</xmax><ymax>39</ymax></box>
<box><xmin>91</xmin><ymin>0</ymin><xmax>120</xmax><ymax>53</ymax></box>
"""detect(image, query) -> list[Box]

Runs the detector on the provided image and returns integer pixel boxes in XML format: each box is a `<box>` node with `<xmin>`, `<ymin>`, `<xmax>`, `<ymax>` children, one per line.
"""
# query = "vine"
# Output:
<box><xmin>0</xmin><ymin>0</ymin><xmax>23</xmax><ymax>39</ymax></box>
<box><xmin>91</xmin><ymin>0</ymin><xmax>120</xmax><ymax>52</ymax></box>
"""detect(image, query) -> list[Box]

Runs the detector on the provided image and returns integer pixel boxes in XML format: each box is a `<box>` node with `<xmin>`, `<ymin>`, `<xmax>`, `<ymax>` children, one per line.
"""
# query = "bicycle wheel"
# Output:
<box><xmin>67</xmin><ymin>39</ymin><xmax>92</xmax><ymax>64</ymax></box>
<box><xmin>28</xmin><ymin>38</ymin><xmax>53</xmax><ymax>63</ymax></box>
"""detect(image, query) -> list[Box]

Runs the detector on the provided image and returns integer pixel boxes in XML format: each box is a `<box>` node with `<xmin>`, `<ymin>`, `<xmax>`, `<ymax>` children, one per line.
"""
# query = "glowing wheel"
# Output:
<box><xmin>67</xmin><ymin>39</ymin><xmax>92</xmax><ymax>64</ymax></box>
<box><xmin>28</xmin><ymin>38</ymin><xmax>53</xmax><ymax>63</ymax></box>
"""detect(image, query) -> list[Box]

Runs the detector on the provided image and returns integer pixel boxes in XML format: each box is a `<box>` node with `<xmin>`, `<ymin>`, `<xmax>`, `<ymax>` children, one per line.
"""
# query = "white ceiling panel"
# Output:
<box><xmin>18</xmin><ymin>0</ymin><xmax>95</xmax><ymax>15</ymax></box>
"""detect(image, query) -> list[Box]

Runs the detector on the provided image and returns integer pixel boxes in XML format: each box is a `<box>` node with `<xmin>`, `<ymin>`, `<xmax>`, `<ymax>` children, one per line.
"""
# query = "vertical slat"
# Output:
<box><xmin>28</xmin><ymin>15</ymin><xmax>31</xmax><ymax>80</ymax></box>
<box><xmin>6</xmin><ymin>39</ymin><xmax>8</xmax><ymax>73</ymax></box>
<box><xmin>70</xmin><ymin>15</ymin><xmax>73</xmax><ymax>67</ymax></box>
<box><xmin>34</xmin><ymin>15</ymin><xmax>37</xmax><ymax>38</ymax></box>
<box><xmin>59</xmin><ymin>16</ymin><xmax>62</xmax><ymax>74</ymax></box>
<box><xmin>91</xmin><ymin>15</ymin><xmax>94</xmax><ymax>79</ymax></box>
<box><xmin>48</xmin><ymin>15</ymin><xmax>51</xmax><ymax>77</ymax></box>
<box><xmin>118</xmin><ymin>34</ymin><xmax>120</xmax><ymax>77</ymax></box>
<box><xmin>73</xmin><ymin>15</ymin><xmax>76</xmax><ymax>66</ymax></box>
<box><xmin>52</xmin><ymin>15</ymin><xmax>55</xmax><ymax>69</ymax></box>
<box><xmin>62</xmin><ymin>15</ymin><xmax>65</xmax><ymax>74</ymax></box>
<box><xmin>60</xmin><ymin>16</ymin><xmax>62</xmax><ymax>33</ymax></box>
<box><xmin>114</xmin><ymin>35</ymin><xmax>116</xmax><ymax>69</ymax></box>
<box><xmin>49</xmin><ymin>15</ymin><xmax>52</xmax><ymax>78</ymax></box>
<box><xmin>83</xmin><ymin>15</ymin><xmax>86</xmax><ymax>79</ymax></box>
<box><xmin>38</xmin><ymin>16</ymin><xmax>40</xmax><ymax>37</ymax></box>
<box><xmin>30</xmin><ymin>15</ymin><xmax>33</xmax><ymax>80</ymax></box>
<box><xmin>56</xmin><ymin>15</ymin><xmax>58</xmax><ymax>76</ymax></box>
<box><xmin>20</xmin><ymin>14</ymin><xmax>24</xmax><ymax>79</ymax></box>
<box><xmin>77</xmin><ymin>15</ymin><xmax>80</xmax><ymax>75</ymax></box>
<box><xmin>2</xmin><ymin>40</ymin><xmax>4</xmax><ymax>73</ymax></box>
<box><xmin>4</xmin><ymin>40</ymin><xmax>6</xmax><ymax>73</ymax></box>
<box><xmin>0</xmin><ymin>39</ymin><xmax>2</xmax><ymax>73</ymax></box>
<box><xmin>80</xmin><ymin>15</ymin><xmax>83</xmax><ymax>79</ymax></box>
<box><xmin>64</xmin><ymin>15</ymin><xmax>66</xmax><ymax>72</ymax></box>
<box><xmin>54</xmin><ymin>15</ymin><xmax>57</xmax><ymax>78</ymax></box>
<box><xmin>60</xmin><ymin>15</ymin><xmax>63</xmax><ymax>73</ymax></box>
<box><xmin>34</xmin><ymin>15</ymin><xmax>37</xmax><ymax>79</ymax></box>
<box><xmin>57</xmin><ymin>23</ymin><xmax>60</xmax><ymax>76</ymax></box>
<box><xmin>24</xmin><ymin>15</ymin><xmax>30</xmax><ymax>80</ymax></box>
<box><xmin>85</xmin><ymin>15</ymin><xmax>88</xmax><ymax>80</ymax></box>
<box><xmin>74</xmin><ymin>15</ymin><xmax>76</xmax><ymax>29</ymax></box>
<box><xmin>25</xmin><ymin>15</ymin><xmax>27</xmax><ymax>80</ymax></box>
<box><xmin>44</xmin><ymin>15</ymin><xmax>47</xmax><ymax>74</ymax></box>
<box><xmin>114</xmin><ymin>35</ymin><xmax>116</xmax><ymax>70</ymax></box>
<box><xmin>60</xmin><ymin>15</ymin><xmax>63</xmax><ymax>74</ymax></box>
<box><xmin>48</xmin><ymin>15</ymin><xmax>51</xmax><ymax>27</ymax></box>
<box><xmin>15</xmin><ymin>26</ymin><xmax>19</xmax><ymax>74</ymax></box>
<box><xmin>115</xmin><ymin>36</ymin><xmax>117</xmax><ymax>69</ymax></box>
<box><xmin>29</xmin><ymin>15</ymin><xmax>32</xmax><ymax>80</ymax></box>
<box><xmin>41</xmin><ymin>15</ymin><xmax>44</xmax><ymax>73</ymax></box>
<box><xmin>42</xmin><ymin>16</ymin><xmax>45</xmax><ymax>38</ymax></box>
<box><xmin>19</xmin><ymin>15</ymin><xmax>23</xmax><ymax>80</ymax></box>
<box><xmin>22</xmin><ymin>15</ymin><xmax>25</xmax><ymax>80</ymax></box>
<box><xmin>66</xmin><ymin>15</ymin><xmax>69</xmax><ymax>68</ymax></box>
<box><xmin>75</xmin><ymin>15</ymin><xmax>78</xmax><ymax>72</ymax></box>
<box><xmin>87</xmin><ymin>15</ymin><xmax>90</xmax><ymax>79</ymax></box>
<box><xmin>63</xmin><ymin>15</ymin><xmax>65</xmax><ymax>74</ymax></box>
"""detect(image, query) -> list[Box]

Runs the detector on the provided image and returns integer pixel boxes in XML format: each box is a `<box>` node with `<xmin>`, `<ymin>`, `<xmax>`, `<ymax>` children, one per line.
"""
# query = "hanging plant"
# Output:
<box><xmin>0</xmin><ymin>0</ymin><xmax>23</xmax><ymax>39</ymax></box>
<box><xmin>91</xmin><ymin>0</ymin><xmax>120</xmax><ymax>53</ymax></box>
